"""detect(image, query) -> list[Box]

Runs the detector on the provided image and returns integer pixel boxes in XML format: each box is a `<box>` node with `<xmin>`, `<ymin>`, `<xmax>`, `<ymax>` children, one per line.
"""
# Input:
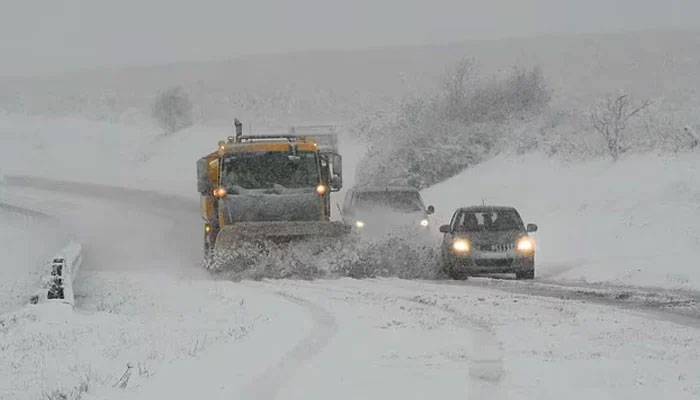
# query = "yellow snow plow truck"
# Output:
<box><xmin>197</xmin><ymin>120</ymin><xmax>347</xmax><ymax>269</ymax></box>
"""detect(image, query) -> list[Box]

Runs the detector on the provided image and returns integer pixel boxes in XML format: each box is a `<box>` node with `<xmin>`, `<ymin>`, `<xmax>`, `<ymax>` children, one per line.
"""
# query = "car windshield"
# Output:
<box><xmin>454</xmin><ymin>209</ymin><xmax>523</xmax><ymax>231</ymax></box>
<box><xmin>221</xmin><ymin>152</ymin><xmax>319</xmax><ymax>190</ymax></box>
<box><xmin>355</xmin><ymin>191</ymin><xmax>424</xmax><ymax>212</ymax></box>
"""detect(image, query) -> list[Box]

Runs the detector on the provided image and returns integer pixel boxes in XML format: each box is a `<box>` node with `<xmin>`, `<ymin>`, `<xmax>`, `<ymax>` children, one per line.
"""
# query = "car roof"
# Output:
<box><xmin>456</xmin><ymin>206</ymin><xmax>518</xmax><ymax>212</ymax></box>
<box><xmin>349</xmin><ymin>185</ymin><xmax>420</xmax><ymax>193</ymax></box>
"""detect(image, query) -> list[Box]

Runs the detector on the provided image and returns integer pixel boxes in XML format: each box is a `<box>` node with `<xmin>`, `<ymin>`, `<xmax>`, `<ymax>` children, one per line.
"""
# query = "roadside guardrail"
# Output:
<box><xmin>30</xmin><ymin>242</ymin><xmax>83</xmax><ymax>307</ymax></box>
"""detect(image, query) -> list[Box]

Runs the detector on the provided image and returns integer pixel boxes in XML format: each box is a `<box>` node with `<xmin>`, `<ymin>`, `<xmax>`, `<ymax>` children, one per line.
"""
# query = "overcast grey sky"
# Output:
<box><xmin>1</xmin><ymin>0</ymin><xmax>699</xmax><ymax>76</ymax></box>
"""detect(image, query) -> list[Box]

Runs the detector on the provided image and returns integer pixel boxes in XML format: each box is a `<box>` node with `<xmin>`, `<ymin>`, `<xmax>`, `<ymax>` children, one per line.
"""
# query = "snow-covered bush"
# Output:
<box><xmin>637</xmin><ymin>107</ymin><xmax>700</xmax><ymax>154</ymax></box>
<box><xmin>151</xmin><ymin>86</ymin><xmax>193</xmax><ymax>134</ymax></box>
<box><xmin>355</xmin><ymin>59</ymin><xmax>551</xmax><ymax>189</ymax></box>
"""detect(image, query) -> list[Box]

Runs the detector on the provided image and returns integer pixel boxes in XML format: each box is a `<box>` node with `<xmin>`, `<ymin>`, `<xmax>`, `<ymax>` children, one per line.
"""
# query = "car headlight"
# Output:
<box><xmin>451</xmin><ymin>239</ymin><xmax>470</xmax><ymax>253</ymax></box>
<box><xmin>420</xmin><ymin>218</ymin><xmax>429</xmax><ymax>227</ymax></box>
<box><xmin>516</xmin><ymin>237</ymin><xmax>535</xmax><ymax>252</ymax></box>
<box><xmin>355</xmin><ymin>220</ymin><xmax>365</xmax><ymax>229</ymax></box>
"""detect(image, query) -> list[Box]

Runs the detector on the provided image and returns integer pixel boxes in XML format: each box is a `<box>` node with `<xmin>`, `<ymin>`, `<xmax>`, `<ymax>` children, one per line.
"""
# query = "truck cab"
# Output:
<box><xmin>196</xmin><ymin>123</ymin><xmax>345</xmax><ymax>265</ymax></box>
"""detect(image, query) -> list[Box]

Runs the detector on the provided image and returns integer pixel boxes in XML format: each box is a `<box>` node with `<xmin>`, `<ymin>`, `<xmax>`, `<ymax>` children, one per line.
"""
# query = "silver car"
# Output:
<box><xmin>341</xmin><ymin>186</ymin><xmax>435</xmax><ymax>237</ymax></box>
<box><xmin>439</xmin><ymin>206</ymin><xmax>537</xmax><ymax>280</ymax></box>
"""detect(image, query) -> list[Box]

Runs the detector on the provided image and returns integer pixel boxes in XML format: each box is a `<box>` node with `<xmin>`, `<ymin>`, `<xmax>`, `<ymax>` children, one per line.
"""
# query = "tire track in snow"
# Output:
<box><xmin>270</xmin><ymin>279</ymin><xmax>508</xmax><ymax>399</ymax></box>
<box><xmin>401</xmin><ymin>293</ymin><xmax>506</xmax><ymax>397</ymax></box>
<box><xmin>240</xmin><ymin>290</ymin><xmax>338</xmax><ymax>400</ymax></box>
<box><xmin>427</xmin><ymin>277</ymin><xmax>700</xmax><ymax>328</ymax></box>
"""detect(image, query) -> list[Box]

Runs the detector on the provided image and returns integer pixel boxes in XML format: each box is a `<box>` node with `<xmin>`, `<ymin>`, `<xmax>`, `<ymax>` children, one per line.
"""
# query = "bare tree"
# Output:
<box><xmin>590</xmin><ymin>94</ymin><xmax>650</xmax><ymax>160</ymax></box>
<box><xmin>684</xmin><ymin>126</ymin><xmax>699</xmax><ymax>150</ymax></box>
<box><xmin>441</xmin><ymin>57</ymin><xmax>475</xmax><ymax>121</ymax></box>
<box><xmin>152</xmin><ymin>86</ymin><xmax>193</xmax><ymax>134</ymax></box>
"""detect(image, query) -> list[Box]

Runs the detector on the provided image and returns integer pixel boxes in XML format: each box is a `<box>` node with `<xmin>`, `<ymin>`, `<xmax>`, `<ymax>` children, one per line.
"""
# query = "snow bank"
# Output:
<box><xmin>0</xmin><ymin>273</ymin><xmax>265</xmax><ymax>400</ymax></box>
<box><xmin>0</xmin><ymin>205</ymin><xmax>67</xmax><ymax>314</ymax></box>
<box><xmin>423</xmin><ymin>152</ymin><xmax>700</xmax><ymax>290</ymax></box>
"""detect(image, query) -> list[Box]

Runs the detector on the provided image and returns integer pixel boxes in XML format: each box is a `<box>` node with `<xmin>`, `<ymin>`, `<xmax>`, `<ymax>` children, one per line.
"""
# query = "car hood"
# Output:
<box><xmin>456</xmin><ymin>230</ymin><xmax>525</xmax><ymax>244</ymax></box>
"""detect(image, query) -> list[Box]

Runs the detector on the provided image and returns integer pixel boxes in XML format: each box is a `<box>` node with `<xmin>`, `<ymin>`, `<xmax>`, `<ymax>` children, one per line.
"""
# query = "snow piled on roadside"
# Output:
<box><xmin>423</xmin><ymin>152</ymin><xmax>700</xmax><ymax>291</ymax></box>
<box><xmin>0</xmin><ymin>271</ymin><xmax>263</xmax><ymax>400</ymax></box>
<box><xmin>0</xmin><ymin>208</ymin><xmax>66</xmax><ymax>314</ymax></box>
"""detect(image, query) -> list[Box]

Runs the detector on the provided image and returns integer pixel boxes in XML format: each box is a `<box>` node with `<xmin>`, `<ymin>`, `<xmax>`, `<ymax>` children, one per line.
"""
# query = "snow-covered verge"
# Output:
<box><xmin>423</xmin><ymin>152</ymin><xmax>700</xmax><ymax>291</ymax></box>
<box><xmin>0</xmin><ymin>271</ymin><xmax>290</xmax><ymax>400</ymax></box>
<box><xmin>0</xmin><ymin>204</ymin><xmax>66</xmax><ymax>314</ymax></box>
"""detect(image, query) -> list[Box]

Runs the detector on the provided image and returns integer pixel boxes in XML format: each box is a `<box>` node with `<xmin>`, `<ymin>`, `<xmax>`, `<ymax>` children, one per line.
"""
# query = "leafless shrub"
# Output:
<box><xmin>683</xmin><ymin>126</ymin><xmax>699</xmax><ymax>150</ymax></box>
<box><xmin>151</xmin><ymin>86</ymin><xmax>193</xmax><ymax>134</ymax></box>
<box><xmin>43</xmin><ymin>377</ymin><xmax>89</xmax><ymax>400</ymax></box>
<box><xmin>590</xmin><ymin>93</ymin><xmax>650</xmax><ymax>160</ymax></box>
<box><xmin>441</xmin><ymin>58</ymin><xmax>476</xmax><ymax>121</ymax></box>
<box><xmin>355</xmin><ymin>59</ymin><xmax>550</xmax><ymax>188</ymax></box>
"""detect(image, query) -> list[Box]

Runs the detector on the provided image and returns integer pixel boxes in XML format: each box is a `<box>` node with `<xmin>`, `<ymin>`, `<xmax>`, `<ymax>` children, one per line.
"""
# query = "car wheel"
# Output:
<box><xmin>443</xmin><ymin>262</ymin><xmax>468</xmax><ymax>280</ymax></box>
<box><xmin>516</xmin><ymin>270</ymin><xmax>535</xmax><ymax>280</ymax></box>
<box><xmin>449</xmin><ymin>270</ymin><xmax>469</xmax><ymax>280</ymax></box>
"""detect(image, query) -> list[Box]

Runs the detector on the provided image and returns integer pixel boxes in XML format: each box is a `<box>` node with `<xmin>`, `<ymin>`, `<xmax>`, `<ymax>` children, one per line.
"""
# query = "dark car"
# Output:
<box><xmin>341</xmin><ymin>186</ymin><xmax>435</xmax><ymax>237</ymax></box>
<box><xmin>439</xmin><ymin>206</ymin><xmax>538</xmax><ymax>280</ymax></box>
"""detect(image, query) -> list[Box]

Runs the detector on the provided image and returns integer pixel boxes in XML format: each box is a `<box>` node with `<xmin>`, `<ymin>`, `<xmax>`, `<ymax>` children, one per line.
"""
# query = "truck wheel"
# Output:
<box><xmin>516</xmin><ymin>270</ymin><xmax>535</xmax><ymax>280</ymax></box>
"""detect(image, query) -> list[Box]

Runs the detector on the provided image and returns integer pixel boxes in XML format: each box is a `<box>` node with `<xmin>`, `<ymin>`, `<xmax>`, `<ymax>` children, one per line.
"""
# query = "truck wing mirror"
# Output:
<box><xmin>330</xmin><ymin>174</ymin><xmax>342</xmax><ymax>191</ymax></box>
<box><xmin>426</xmin><ymin>205</ymin><xmax>435</xmax><ymax>215</ymax></box>
<box><xmin>196</xmin><ymin>158</ymin><xmax>213</xmax><ymax>194</ymax></box>
<box><xmin>526</xmin><ymin>223</ymin><xmax>538</xmax><ymax>233</ymax></box>
<box><xmin>439</xmin><ymin>224</ymin><xmax>451</xmax><ymax>233</ymax></box>
<box><xmin>331</xmin><ymin>153</ymin><xmax>342</xmax><ymax>176</ymax></box>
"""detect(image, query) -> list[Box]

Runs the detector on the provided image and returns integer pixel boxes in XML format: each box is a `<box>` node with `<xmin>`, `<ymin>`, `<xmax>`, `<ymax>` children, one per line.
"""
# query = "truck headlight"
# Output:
<box><xmin>420</xmin><ymin>219</ymin><xmax>429</xmax><ymax>227</ymax></box>
<box><xmin>516</xmin><ymin>237</ymin><xmax>535</xmax><ymax>252</ymax></box>
<box><xmin>451</xmin><ymin>239</ymin><xmax>470</xmax><ymax>253</ymax></box>
<box><xmin>355</xmin><ymin>220</ymin><xmax>365</xmax><ymax>229</ymax></box>
<box><xmin>213</xmin><ymin>187</ymin><xmax>227</xmax><ymax>198</ymax></box>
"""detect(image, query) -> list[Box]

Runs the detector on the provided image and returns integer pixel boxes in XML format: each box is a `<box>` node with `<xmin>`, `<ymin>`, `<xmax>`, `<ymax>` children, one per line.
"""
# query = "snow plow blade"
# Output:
<box><xmin>214</xmin><ymin>221</ymin><xmax>350</xmax><ymax>248</ymax></box>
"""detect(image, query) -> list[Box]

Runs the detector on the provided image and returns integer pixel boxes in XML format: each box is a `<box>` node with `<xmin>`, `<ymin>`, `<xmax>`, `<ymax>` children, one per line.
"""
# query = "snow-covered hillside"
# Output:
<box><xmin>0</xmin><ymin>114</ymin><xmax>230</xmax><ymax>197</ymax></box>
<box><xmin>424</xmin><ymin>153</ymin><xmax>700</xmax><ymax>290</ymax></box>
<box><xmin>2</xmin><ymin>30</ymin><xmax>699</xmax><ymax>124</ymax></box>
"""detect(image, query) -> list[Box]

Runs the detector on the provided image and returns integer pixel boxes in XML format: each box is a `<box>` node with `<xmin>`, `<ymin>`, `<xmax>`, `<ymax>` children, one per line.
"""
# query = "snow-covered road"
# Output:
<box><xmin>1</xmin><ymin>177</ymin><xmax>699</xmax><ymax>399</ymax></box>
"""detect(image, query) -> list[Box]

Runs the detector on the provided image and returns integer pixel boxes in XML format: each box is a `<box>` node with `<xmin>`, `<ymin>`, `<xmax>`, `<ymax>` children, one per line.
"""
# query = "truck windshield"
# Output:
<box><xmin>221</xmin><ymin>152</ymin><xmax>319</xmax><ymax>190</ymax></box>
<box><xmin>355</xmin><ymin>191</ymin><xmax>424</xmax><ymax>212</ymax></box>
